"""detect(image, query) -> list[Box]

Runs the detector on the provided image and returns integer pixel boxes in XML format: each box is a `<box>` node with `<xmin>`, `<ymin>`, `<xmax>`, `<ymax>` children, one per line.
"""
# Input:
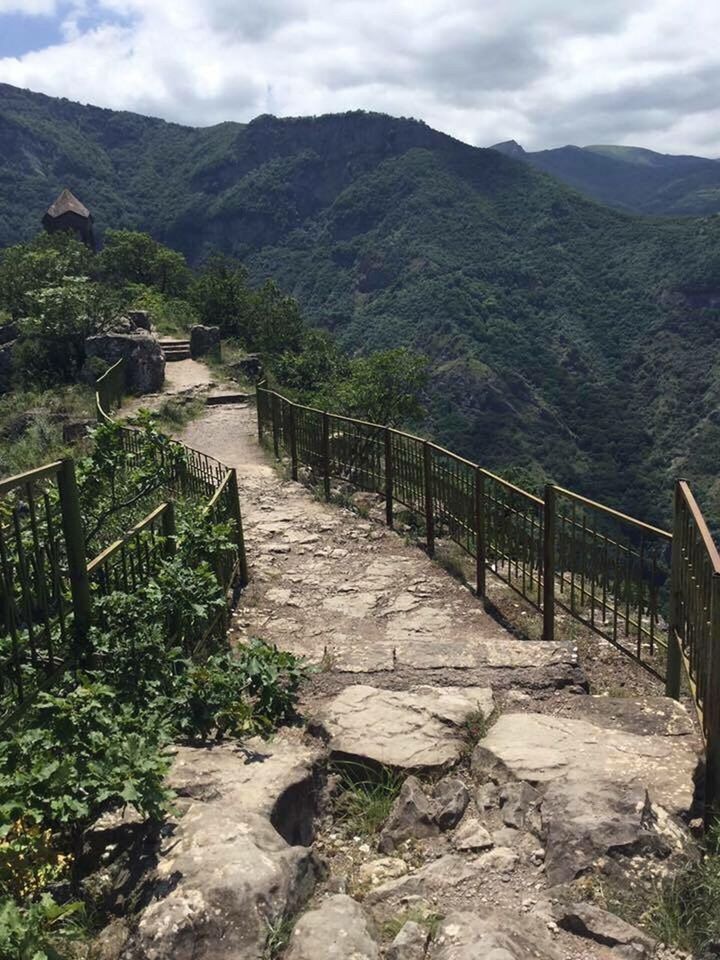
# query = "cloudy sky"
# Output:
<box><xmin>0</xmin><ymin>0</ymin><xmax>719</xmax><ymax>155</ymax></box>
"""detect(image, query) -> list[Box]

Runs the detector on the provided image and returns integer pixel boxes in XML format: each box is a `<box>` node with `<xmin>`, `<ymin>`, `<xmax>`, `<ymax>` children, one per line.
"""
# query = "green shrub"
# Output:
<box><xmin>234</xmin><ymin>638</ymin><xmax>308</xmax><ymax>726</ymax></box>
<box><xmin>0</xmin><ymin>895</ymin><xmax>85</xmax><ymax>960</ymax></box>
<box><xmin>0</xmin><ymin>680</ymin><xmax>173</xmax><ymax>880</ymax></box>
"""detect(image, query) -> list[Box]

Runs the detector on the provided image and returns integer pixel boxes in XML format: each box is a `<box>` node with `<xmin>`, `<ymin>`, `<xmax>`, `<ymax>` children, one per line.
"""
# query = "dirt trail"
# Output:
<box><xmin>176</xmin><ymin>367</ymin><xmax>578</xmax><ymax>700</ymax></box>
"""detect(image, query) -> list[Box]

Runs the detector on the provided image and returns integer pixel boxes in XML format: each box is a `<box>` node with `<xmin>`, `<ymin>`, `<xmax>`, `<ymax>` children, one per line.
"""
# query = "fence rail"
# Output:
<box><xmin>0</xmin><ymin>362</ymin><xmax>248</xmax><ymax>729</ymax></box>
<box><xmin>257</xmin><ymin>381</ymin><xmax>720</xmax><ymax>814</ymax></box>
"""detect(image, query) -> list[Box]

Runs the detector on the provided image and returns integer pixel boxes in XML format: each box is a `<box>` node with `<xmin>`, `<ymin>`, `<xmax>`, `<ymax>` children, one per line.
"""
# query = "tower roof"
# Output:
<box><xmin>45</xmin><ymin>188</ymin><xmax>91</xmax><ymax>220</ymax></box>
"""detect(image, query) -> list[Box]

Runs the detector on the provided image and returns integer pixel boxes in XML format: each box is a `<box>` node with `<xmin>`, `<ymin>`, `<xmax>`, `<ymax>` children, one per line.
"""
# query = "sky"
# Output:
<box><xmin>0</xmin><ymin>0</ymin><xmax>719</xmax><ymax>156</ymax></box>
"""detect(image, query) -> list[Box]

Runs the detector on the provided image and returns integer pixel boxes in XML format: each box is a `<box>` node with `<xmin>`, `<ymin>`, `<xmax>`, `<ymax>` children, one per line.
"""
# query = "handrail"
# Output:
<box><xmin>678</xmin><ymin>480</ymin><xmax>720</xmax><ymax>572</ymax></box>
<box><xmin>0</xmin><ymin>460</ymin><xmax>63</xmax><ymax>496</ymax></box>
<box><xmin>554</xmin><ymin>485</ymin><xmax>672</xmax><ymax>540</ymax></box>
<box><xmin>87</xmin><ymin>502</ymin><xmax>171</xmax><ymax>575</ymax></box>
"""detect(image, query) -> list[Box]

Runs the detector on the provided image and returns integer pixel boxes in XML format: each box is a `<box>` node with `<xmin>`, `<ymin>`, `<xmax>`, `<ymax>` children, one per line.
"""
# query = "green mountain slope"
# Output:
<box><xmin>2</xmin><ymin>83</ymin><xmax>720</xmax><ymax>525</ymax></box>
<box><xmin>491</xmin><ymin>139</ymin><xmax>720</xmax><ymax>216</ymax></box>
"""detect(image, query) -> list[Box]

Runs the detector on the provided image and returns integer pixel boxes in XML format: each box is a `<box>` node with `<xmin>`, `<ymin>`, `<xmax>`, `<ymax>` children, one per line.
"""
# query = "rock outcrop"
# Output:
<box><xmin>428</xmin><ymin>910</ymin><xmax>560</xmax><ymax>960</ymax></box>
<box><xmin>190</xmin><ymin>324</ymin><xmax>221</xmax><ymax>358</ymax></box>
<box><xmin>472</xmin><ymin>701</ymin><xmax>700</xmax><ymax>884</ymax></box>
<box><xmin>124</xmin><ymin>735</ymin><xmax>321</xmax><ymax>960</ymax></box>
<box><xmin>86</xmin><ymin>330</ymin><xmax>165</xmax><ymax>394</ymax></box>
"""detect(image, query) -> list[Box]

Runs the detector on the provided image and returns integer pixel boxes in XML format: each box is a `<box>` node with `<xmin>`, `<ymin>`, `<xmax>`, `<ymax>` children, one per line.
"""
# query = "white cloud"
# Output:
<box><xmin>1</xmin><ymin>0</ymin><xmax>720</xmax><ymax>155</ymax></box>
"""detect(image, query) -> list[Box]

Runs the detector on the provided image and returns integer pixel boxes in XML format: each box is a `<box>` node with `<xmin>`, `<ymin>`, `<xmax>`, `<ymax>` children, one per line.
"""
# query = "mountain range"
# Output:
<box><xmin>1</xmin><ymin>82</ymin><xmax>720</xmax><ymax>526</ymax></box>
<box><xmin>491</xmin><ymin>139</ymin><xmax>720</xmax><ymax>216</ymax></box>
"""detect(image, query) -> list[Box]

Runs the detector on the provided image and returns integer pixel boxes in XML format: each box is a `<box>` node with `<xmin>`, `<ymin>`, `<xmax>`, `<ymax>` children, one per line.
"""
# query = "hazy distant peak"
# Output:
<box><xmin>490</xmin><ymin>139</ymin><xmax>526</xmax><ymax>157</ymax></box>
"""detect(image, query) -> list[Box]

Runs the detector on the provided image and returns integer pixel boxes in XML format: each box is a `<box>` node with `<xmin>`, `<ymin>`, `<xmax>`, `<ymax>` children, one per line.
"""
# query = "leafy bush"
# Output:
<box><xmin>0</xmin><ymin>895</ymin><xmax>85</xmax><ymax>960</ymax></box>
<box><xmin>0</xmin><ymin>680</ymin><xmax>173</xmax><ymax>876</ymax></box>
<box><xmin>234</xmin><ymin>638</ymin><xmax>308</xmax><ymax>726</ymax></box>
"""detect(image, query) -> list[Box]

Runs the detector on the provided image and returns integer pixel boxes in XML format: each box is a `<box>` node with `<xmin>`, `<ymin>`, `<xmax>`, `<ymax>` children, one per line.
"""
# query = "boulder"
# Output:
<box><xmin>85</xmin><ymin>331</ymin><xmax>164</xmax><ymax>395</ymax></box>
<box><xmin>313</xmin><ymin>684</ymin><xmax>494</xmax><ymax>772</ymax></box>
<box><xmin>285</xmin><ymin>895</ymin><xmax>378</xmax><ymax>960</ymax></box>
<box><xmin>500</xmin><ymin>781</ymin><xmax>542</xmax><ymax>833</ymax></box>
<box><xmin>125</xmin><ymin>736</ymin><xmax>321</xmax><ymax>960</ymax></box>
<box><xmin>452</xmin><ymin>819</ymin><xmax>493</xmax><ymax>852</ymax></box>
<box><xmin>190</xmin><ymin>324</ymin><xmax>221</xmax><ymax>358</ymax></box>
<box><xmin>551</xmin><ymin>902</ymin><xmax>657</xmax><ymax>960</ymax></box>
<box><xmin>387</xmin><ymin>921</ymin><xmax>428</xmax><ymax>960</ymax></box>
<box><xmin>428</xmin><ymin>910</ymin><xmax>560</xmax><ymax>960</ymax></box>
<box><xmin>227</xmin><ymin>354</ymin><xmax>263</xmax><ymax>382</ymax></box>
<box><xmin>433</xmin><ymin>777</ymin><xmax>470</xmax><ymax>831</ymax></box>
<box><xmin>471</xmin><ymin>705</ymin><xmax>700</xmax><ymax>885</ymax></box>
<box><xmin>379</xmin><ymin>776</ymin><xmax>439</xmax><ymax>853</ymax></box>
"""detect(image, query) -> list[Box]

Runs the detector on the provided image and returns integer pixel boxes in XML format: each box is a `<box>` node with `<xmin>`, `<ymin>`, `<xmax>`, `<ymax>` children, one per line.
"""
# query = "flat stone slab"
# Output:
<box><xmin>472</xmin><ymin>707</ymin><xmax>698</xmax><ymax>812</ymax></box>
<box><xmin>314</xmin><ymin>684</ymin><xmax>494</xmax><ymax>770</ymax></box>
<box><xmin>428</xmin><ymin>910</ymin><xmax>560</xmax><ymax>960</ymax></box>
<box><xmin>286</xmin><ymin>894</ymin><xmax>378</xmax><ymax>960</ymax></box>
<box><xmin>472</xmin><ymin>701</ymin><xmax>700</xmax><ymax>884</ymax></box>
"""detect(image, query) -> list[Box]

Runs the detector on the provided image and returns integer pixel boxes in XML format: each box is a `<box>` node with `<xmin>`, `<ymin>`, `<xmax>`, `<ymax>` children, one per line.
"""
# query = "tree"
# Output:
<box><xmin>0</xmin><ymin>233</ymin><xmax>92</xmax><ymax>320</ymax></box>
<box><xmin>97</xmin><ymin>230</ymin><xmax>190</xmax><ymax>295</ymax></box>
<box><xmin>245</xmin><ymin>280</ymin><xmax>304</xmax><ymax>357</ymax></box>
<box><xmin>274</xmin><ymin>329</ymin><xmax>348</xmax><ymax>394</ymax></box>
<box><xmin>313</xmin><ymin>348</ymin><xmax>428</xmax><ymax>426</ymax></box>
<box><xmin>188</xmin><ymin>254</ymin><xmax>250</xmax><ymax>334</ymax></box>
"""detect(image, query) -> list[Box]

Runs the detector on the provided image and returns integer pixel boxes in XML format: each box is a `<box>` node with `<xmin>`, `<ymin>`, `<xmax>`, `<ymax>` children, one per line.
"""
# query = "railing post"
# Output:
<box><xmin>385</xmin><ymin>427</ymin><xmax>394</xmax><ymax>528</ymax></box>
<box><xmin>289</xmin><ymin>403</ymin><xmax>299</xmax><ymax>481</ymax></box>
<box><xmin>705</xmin><ymin>573</ymin><xmax>720</xmax><ymax>824</ymax></box>
<box><xmin>475</xmin><ymin>468</ymin><xmax>486</xmax><ymax>598</ymax></box>
<box><xmin>228</xmin><ymin>467</ymin><xmax>249</xmax><ymax>587</ymax></box>
<box><xmin>256</xmin><ymin>386</ymin><xmax>263</xmax><ymax>443</ymax></box>
<box><xmin>423</xmin><ymin>441</ymin><xmax>435</xmax><ymax>557</ymax></box>
<box><xmin>57</xmin><ymin>458</ymin><xmax>92</xmax><ymax>652</ymax></box>
<box><xmin>322</xmin><ymin>412</ymin><xmax>331</xmax><ymax>501</ymax></box>
<box><xmin>665</xmin><ymin>480</ymin><xmax>683</xmax><ymax>700</ymax></box>
<box><xmin>161</xmin><ymin>500</ymin><xmax>176</xmax><ymax>558</ymax></box>
<box><xmin>271</xmin><ymin>394</ymin><xmax>280</xmax><ymax>460</ymax></box>
<box><xmin>543</xmin><ymin>484</ymin><xmax>556</xmax><ymax>642</ymax></box>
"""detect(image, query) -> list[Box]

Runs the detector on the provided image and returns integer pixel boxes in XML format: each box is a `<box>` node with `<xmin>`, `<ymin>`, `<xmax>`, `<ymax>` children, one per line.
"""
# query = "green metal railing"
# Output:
<box><xmin>666</xmin><ymin>481</ymin><xmax>720</xmax><ymax>820</ymax></box>
<box><xmin>258</xmin><ymin>382</ymin><xmax>720</xmax><ymax>811</ymax></box>
<box><xmin>0</xmin><ymin>371</ymin><xmax>248</xmax><ymax>728</ymax></box>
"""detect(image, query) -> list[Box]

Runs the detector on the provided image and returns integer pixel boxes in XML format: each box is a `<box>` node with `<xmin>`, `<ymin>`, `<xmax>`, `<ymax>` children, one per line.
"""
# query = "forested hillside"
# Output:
<box><xmin>491</xmin><ymin>140</ymin><xmax>720</xmax><ymax>216</ymax></box>
<box><xmin>2</xmin><ymin>83</ymin><xmax>720</xmax><ymax>525</ymax></box>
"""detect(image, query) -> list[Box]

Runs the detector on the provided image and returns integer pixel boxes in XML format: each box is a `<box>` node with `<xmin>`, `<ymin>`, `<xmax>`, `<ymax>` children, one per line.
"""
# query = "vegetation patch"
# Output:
<box><xmin>381</xmin><ymin>906</ymin><xmax>443</xmax><ymax>941</ymax></box>
<box><xmin>332</xmin><ymin>762</ymin><xmax>404</xmax><ymax>838</ymax></box>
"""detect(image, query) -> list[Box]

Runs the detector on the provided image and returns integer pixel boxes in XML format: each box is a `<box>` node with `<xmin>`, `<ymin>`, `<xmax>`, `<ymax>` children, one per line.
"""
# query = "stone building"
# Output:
<box><xmin>41</xmin><ymin>188</ymin><xmax>96</xmax><ymax>250</ymax></box>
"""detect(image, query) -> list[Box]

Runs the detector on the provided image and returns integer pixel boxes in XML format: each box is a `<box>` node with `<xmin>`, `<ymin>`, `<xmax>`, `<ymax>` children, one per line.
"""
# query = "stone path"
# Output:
<box><xmin>118</xmin><ymin>363</ymin><xmax>704</xmax><ymax>960</ymax></box>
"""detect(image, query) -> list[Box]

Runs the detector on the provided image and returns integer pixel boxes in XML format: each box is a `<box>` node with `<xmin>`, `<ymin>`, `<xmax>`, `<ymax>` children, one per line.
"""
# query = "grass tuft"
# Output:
<box><xmin>332</xmin><ymin>761</ymin><xmax>404</xmax><ymax>837</ymax></box>
<box><xmin>382</xmin><ymin>907</ymin><xmax>443</xmax><ymax>941</ymax></box>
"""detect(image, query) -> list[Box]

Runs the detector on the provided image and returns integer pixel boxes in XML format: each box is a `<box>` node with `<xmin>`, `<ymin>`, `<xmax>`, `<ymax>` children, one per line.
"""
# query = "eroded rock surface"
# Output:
<box><xmin>428</xmin><ymin>910</ymin><xmax>560</xmax><ymax>960</ymax></box>
<box><xmin>472</xmin><ymin>703</ymin><xmax>700</xmax><ymax>884</ymax></box>
<box><xmin>285</xmin><ymin>894</ymin><xmax>378</xmax><ymax>960</ymax></box>
<box><xmin>124</xmin><ymin>735</ymin><xmax>321</xmax><ymax>960</ymax></box>
<box><xmin>315</xmin><ymin>684</ymin><xmax>494</xmax><ymax>771</ymax></box>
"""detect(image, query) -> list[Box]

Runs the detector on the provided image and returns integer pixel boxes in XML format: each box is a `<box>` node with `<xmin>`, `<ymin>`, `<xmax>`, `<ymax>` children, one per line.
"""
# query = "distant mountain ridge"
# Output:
<box><xmin>490</xmin><ymin>139</ymin><xmax>720</xmax><ymax>215</ymax></box>
<box><xmin>2</xmin><ymin>83</ymin><xmax>720</xmax><ymax>527</ymax></box>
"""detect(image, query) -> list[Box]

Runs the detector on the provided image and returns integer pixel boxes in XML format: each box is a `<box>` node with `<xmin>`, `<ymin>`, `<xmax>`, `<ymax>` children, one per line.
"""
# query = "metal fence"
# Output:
<box><xmin>0</xmin><ymin>459</ymin><xmax>90</xmax><ymax>726</ymax></box>
<box><xmin>257</xmin><ymin>382</ymin><xmax>720</xmax><ymax>811</ymax></box>
<box><xmin>667</xmin><ymin>481</ymin><xmax>720</xmax><ymax>819</ymax></box>
<box><xmin>0</xmin><ymin>373</ymin><xmax>248</xmax><ymax>728</ymax></box>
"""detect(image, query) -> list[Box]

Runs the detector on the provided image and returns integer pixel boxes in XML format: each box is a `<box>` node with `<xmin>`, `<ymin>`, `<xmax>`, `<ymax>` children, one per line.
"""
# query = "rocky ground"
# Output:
<box><xmin>111</xmin><ymin>363</ymin><xmax>704</xmax><ymax>960</ymax></box>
